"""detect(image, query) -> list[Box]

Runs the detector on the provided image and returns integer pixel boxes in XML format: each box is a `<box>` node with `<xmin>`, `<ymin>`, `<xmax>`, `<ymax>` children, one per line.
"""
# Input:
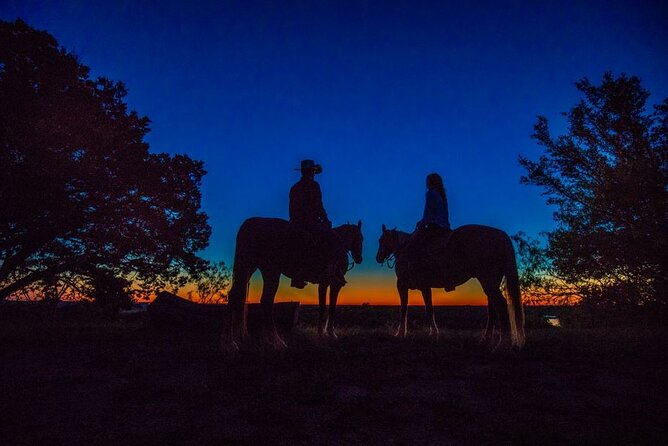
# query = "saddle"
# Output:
<box><xmin>290</xmin><ymin>223</ymin><xmax>346</xmax><ymax>285</ymax></box>
<box><xmin>407</xmin><ymin>229</ymin><xmax>455</xmax><ymax>291</ymax></box>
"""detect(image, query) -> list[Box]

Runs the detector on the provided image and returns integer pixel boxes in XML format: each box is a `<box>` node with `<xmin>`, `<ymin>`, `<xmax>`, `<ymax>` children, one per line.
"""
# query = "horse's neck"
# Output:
<box><xmin>395</xmin><ymin>231</ymin><xmax>411</xmax><ymax>250</ymax></box>
<box><xmin>334</xmin><ymin>225</ymin><xmax>353</xmax><ymax>248</ymax></box>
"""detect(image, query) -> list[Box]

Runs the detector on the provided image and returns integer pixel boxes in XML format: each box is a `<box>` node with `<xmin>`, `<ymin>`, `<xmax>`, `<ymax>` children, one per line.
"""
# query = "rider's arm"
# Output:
<box><xmin>289</xmin><ymin>184</ymin><xmax>299</xmax><ymax>222</ymax></box>
<box><xmin>313</xmin><ymin>182</ymin><xmax>331</xmax><ymax>227</ymax></box>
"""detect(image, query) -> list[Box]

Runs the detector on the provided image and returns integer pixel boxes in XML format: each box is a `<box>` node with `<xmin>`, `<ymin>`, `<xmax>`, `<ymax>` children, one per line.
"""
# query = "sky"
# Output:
<box><xmin>2</xmin><ymin>0</ymin><xmax>667</xmax><ymax>305</ymax></box>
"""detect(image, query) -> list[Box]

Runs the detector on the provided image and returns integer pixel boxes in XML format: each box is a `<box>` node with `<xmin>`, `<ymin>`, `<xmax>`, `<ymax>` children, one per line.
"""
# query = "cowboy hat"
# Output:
<box><xmin>295</xmin><ymin>159</ymin><xmax>322</xmax><ymax>174</ymax></box>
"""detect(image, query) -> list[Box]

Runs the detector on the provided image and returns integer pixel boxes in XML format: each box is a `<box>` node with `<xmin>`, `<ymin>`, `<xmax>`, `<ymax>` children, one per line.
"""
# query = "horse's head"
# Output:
<box><xmin>335</xmin><ymin>220</ymin><xmax>363</xmax><ymax>264</ymax></box>
<box><xmin>376</xmin><ymin>224</ymin><xmax>400</xmax><ymax>264</ymax></box>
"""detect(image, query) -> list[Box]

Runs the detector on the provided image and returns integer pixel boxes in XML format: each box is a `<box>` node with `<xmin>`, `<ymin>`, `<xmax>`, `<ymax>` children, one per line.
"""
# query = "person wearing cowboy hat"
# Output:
<box><xmin>289</xmin><ymin>159</ymin><xmax>346</xmax><ymax>289</ymax></box>
<box><xmin>289</xmin><ymin>160</ymin><xmax>329</xmax><ymax>228</ymax></box>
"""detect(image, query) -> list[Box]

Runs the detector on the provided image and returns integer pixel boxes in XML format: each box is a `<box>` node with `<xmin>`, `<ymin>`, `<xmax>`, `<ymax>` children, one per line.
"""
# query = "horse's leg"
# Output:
<box><xmin>221</xmin><ymin>285</ymin><xmax>241</xmax><ymax>352</ymax></box>
<box><xmin>327</xmin><ymin>284</ymin><xmax>341</xmax><ymax>338</ymax></box>
<box><xmin>480</xmin><ymin>277</ymin><xmax>509</xmax><ymax>350</ymax></box>
<box><xmin>480</xmin><ymin>293</ymin><xmax>496</xmax><ymax>344</ymax></box>
<box><xmin>317</xmin><ymin>283</ymin><xmax>328</xmax><ymax>337</ymax></box>
<box><xmin>395</xmin><ymin>284</ymin><xmax>409</xmax><ymax>338</ymax></box>
<box><xmin>259</xmin><ymin>270</ymin><xmax>286</xmax><ymax>349</ymax></box>
<box><xmin>220</xmin><ymin>267</ymin><xmax>251</xmax><ymax>352</ymax></box>
<box><xmin>421</xmin><ymin>288</ymin><xmax>439</xmax><ymax>338</ymax></box>
<box><xmin>235</xmin><ymin>284</ymin><xmax>250</xmax><ymax>341</ymax></box>
<box><xmin>495</xmin><ymin>285</ymin><xmax>511</xmax><ymax>349</ymax></box>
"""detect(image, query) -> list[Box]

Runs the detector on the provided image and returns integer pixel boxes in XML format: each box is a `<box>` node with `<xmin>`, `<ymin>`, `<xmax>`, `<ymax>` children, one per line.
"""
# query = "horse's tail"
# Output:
<box><xmin>225</xmin><ymin>221</ymin><xmax>255</xmax><ymax>335</ymax></box>
<box><xmin>504</xmin><ymin>235</ymin><xmax>525</xmax><ymax>348</ymax></box>
<box><xmin>229</xmin><ymin>222</ymin><xmax>254</xmax><ymax>312</ymax></box>
<box><xmin>228</xmin><ymin>253</ymin><xmax>250</xmax><ymax>312</ymax></box>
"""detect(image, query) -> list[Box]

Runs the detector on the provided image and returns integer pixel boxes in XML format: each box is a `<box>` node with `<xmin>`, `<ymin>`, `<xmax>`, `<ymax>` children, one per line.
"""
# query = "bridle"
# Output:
<box><xmin>341</xmin><ymin>226</ymin><xmax>361</xmax><ymax>272</ymax></box>
<box><xmin>379</xmin><ymin>231</ymin><xmax>399</xmax><ymax>269</ymax></box>
<box><xmin>346</xmin><ymin>252</ymin><xmax>356</xmax><ymax>271</ymax></box>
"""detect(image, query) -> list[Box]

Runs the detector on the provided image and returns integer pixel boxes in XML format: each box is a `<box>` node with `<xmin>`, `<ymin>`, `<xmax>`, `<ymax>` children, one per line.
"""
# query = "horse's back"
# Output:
<box><xmin>453</xmin><ymin>224</ymin><xmax>507</xmax><ymax>238</ymax></box>
<box><xmin>447</xmin><ymin>224</ymin><xmax>513</xmax><ymax>275</ymax></box>
<box><xmin>450</xmin><ymin>224</ymin><xmax>510</xmax><ymax>248</ymax></box>
<box><xmin>236</xmin><ymin>217</ymin><xmax>293</xmax><ymax>252</ymax></box>
<box><xmin>238</xmin><ymin>216</ymin><xmax>290</xmax><ymax>235</ymax></box>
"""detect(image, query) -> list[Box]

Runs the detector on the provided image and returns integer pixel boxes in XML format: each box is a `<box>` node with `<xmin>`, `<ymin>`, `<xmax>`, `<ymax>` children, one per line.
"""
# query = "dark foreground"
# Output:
<box><xmin>1</xmin><ymin>306</ymin><xmax>667</xmax><ymax>445</ymax></box>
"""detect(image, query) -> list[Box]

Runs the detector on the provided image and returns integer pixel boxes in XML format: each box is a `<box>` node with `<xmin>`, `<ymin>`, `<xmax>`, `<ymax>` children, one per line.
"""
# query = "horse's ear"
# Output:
<box><xmin>357</xmin><ymin>219</ymin><xmax>362</xmax><ymax>229</ymax></box>
<box><xmin>382</xmin><ymin>224</ymin><xmax>386</xmax><ymax>233</ymax></box>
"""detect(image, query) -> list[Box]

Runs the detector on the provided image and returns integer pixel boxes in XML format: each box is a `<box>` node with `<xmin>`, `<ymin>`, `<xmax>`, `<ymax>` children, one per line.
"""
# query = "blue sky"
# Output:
<box><xmin>2</xmin><ymin>0</ymin><xmax>667</xmax><ymax>302</ymax></box>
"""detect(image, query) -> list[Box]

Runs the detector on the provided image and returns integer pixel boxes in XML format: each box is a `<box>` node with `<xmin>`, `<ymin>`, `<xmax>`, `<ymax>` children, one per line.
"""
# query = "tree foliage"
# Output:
<box><xmin>519</xmin><ymin>73</ymin><xmax>668</xmax><ymax>307</ymax></box>
<box><xmin>186</xmin><ymin>261</ymin><xmax>231</xmax><ymax>304</ymax></box>
<box><xmin>0</xmin><ymin>19</ymin><xmax>211</xmax><ymax>301</ymax></box>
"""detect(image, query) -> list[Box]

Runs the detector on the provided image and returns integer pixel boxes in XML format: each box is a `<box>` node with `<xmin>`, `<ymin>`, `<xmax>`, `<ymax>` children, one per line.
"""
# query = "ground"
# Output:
<box><xmin>1</xmin><ymin>306</ymin><xmax>666</xmax><ymax>445</ymax></box>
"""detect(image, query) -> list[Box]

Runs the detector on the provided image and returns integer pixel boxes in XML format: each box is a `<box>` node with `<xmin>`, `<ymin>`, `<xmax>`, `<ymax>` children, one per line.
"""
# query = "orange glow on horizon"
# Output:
<box><xmin>245</xmin><ymin>273</ymin><xmax>488</xmax><ymax>306</ymax></box>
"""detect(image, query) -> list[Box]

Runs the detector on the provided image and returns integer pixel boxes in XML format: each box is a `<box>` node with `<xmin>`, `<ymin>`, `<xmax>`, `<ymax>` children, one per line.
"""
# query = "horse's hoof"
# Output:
<box><xmin>498</xmin><ymin>338</ymin><xmax>513</xmax><ymax>352</ymax></box>
<box><xmin>220</xmin><ymin>339</ymin><xmax>239</xmax><ymax>354</ymax></box>
<box><xmin>273</xmin><ymin>338</ymin><xmax>288</xmax><ymax>350</ymax></box>
<box><xmin>490</xmin><ymin>337</ymin><xmax>510</xmax><ymax>353</ymax></box>
<box><xmin>478</xmin><ymin>333</ymin><xmax>494</xmax><ymax>345</ymax></box>
<box><xmin>327</xmin><ymin>331</ymin><xmax>338</xmax><ymax>339</ymax></box>
<box><xmin>429</xmin><ymin>328</ymin><xmax>440</xmax><ymax>338</ymax></box>
<box><xmin>265</xmin><ymin>334</ymin><xmax>288</xmax><ymax>350</ymax></box>
<box><xmin>234</xmin><ymin>330</ymin><xmax>248</xmax><ymax>342</ymax></box>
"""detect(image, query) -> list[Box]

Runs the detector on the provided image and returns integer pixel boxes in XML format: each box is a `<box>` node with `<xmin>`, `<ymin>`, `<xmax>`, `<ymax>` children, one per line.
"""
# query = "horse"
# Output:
<box><xmin>376</xmin><ymin>224</ymin><xmax>525</xmax><ymax>349</ymax></box>
<box><xmin>221</xmin><ymin>218</ymin><xmax>363</xmax><ymax>351</ymax></box>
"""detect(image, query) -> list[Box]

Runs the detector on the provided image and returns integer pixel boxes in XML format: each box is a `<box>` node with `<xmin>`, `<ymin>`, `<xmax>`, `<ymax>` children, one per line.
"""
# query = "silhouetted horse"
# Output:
<box><xmin>376</xmin><ymin>224</ymin><xmax>525</xmax><ymax>348</ymax></box>
<box><xmin>221</xmin><ymin>218</ymin><xmax>363</xmax><ymax>351</ymax></box>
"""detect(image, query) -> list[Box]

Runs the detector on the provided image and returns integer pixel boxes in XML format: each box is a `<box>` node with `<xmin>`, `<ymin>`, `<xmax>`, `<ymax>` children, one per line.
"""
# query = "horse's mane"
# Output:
<box><xmin>390</xmin><ymin>229</ymin><xmax>412</xmax><ymax>251</ymax></box>
<box><xmin>333</xmin><ymin>223</ymin><xmax>358</xmax><ymax>238</ymax></box>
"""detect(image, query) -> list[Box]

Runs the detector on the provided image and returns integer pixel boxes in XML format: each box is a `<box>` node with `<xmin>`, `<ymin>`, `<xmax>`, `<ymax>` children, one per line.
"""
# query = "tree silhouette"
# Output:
<box><xmin>186</xmin><ymin>261</ymin><xmax>231</xmax><ymax>304</ymax></box>
<box><xmin>519</xmin><ymin>73</ymin><xmax>668</xmax><ymax>307</ymax></box>
<box><xmin>0</xmin><ymin>19</ymin><xmax>211</xmax><ymax>301</ymax></box>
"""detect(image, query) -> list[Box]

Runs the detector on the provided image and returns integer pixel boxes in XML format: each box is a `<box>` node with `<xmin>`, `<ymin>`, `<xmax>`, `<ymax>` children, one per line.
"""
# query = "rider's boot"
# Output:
<box><xmin>327</xmin><ymin>262</ymin><xmax>347</xmax><ymax>288</ymax></box>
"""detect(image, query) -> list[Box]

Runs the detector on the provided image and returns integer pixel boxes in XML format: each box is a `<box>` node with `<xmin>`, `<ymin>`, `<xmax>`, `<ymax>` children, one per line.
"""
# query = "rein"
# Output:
<box><xmin>346</xmin><ymin>252</ymin><xmax>356</xmax><ymax>272</ymax></box>
<box><xmin>336</xmin><ymin>224</ymin><xmax>361</xmax><ymax>273</ymax></box>
<box><xmin>381</xmin><ymin>230</ymin><xmax>408</xmax><ymax>270</ymax></box>
<box><xmin>384</xmin><ymin>253</ymin><xmax>396</xmax><ymax>269</ymax></box>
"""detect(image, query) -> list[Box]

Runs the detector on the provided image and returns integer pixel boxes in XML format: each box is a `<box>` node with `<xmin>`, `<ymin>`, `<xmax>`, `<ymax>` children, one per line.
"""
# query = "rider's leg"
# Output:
<box><xmin>325</xmin><ymin>259</ymin><xmax>347</xmax><ymax>288</ymax></box>
<box><xmin>325</xmin><ymin>235</ymin><xmax>348</xmax><ymax>288</ymax></box>
<box><xmin>290</xmin><ymin>226</ymin><xmax>311</xmax><ymax>288</ymax></box>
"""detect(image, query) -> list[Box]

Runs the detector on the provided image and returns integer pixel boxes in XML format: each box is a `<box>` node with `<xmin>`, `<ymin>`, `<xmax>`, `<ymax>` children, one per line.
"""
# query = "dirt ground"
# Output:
<box><xmin>1</xmin><ymin>307</ymin><xmax>667</xmax><ymax>445</ymax></box>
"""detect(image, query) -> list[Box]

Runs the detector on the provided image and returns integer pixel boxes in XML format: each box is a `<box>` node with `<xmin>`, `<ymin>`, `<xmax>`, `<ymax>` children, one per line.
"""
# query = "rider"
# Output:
<box><xmin>289</xmin><ymin>159</ymin><xmax>347</xmax><ymax>289</ymax></box>
<box><xmin>418</xmin><ymin>172</ymin><xmax>451</xmax><ymax>234</ymax></box>
<box><xmin>404</xmin><ymin>172</ymin><xmax>452</xmax><ymax>266</ymax></box>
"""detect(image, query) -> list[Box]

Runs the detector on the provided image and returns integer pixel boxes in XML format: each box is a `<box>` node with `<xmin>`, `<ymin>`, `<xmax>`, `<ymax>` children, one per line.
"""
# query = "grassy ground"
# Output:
<box><xmin>1</xmin><ymin>306</ymin><xmax>667</xmax><ymax>445</ymax></box>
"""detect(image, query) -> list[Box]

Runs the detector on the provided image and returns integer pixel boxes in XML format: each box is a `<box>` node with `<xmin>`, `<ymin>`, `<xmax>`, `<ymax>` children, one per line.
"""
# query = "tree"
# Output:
<box><xmin>186</xmin><ymin>261</ymin><xmax>231</xmax><ymax>304</ymax></box>
<box><xmin>0</xmin><ymin>19</ymin><xmax>212</xmax><ymax>301</ymax></box>
<box><xmin>519</xmin><ymin>73</ymin><xmax>668</xmax><ymax>307</ymax></box>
